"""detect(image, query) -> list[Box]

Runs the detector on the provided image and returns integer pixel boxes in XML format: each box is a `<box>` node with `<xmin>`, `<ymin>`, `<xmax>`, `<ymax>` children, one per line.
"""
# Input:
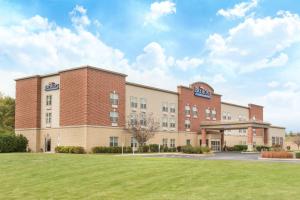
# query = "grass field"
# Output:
<box><xmin>0</xmin><ymin>153</ymin><xmax>300</xmax><ymax>200</ymax></box>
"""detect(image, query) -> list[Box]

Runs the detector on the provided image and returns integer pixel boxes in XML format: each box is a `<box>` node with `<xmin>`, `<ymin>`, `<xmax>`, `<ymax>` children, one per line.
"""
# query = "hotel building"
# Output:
<box><xmin>15</xmin><ymin>66</ymin><xmax>285</xmax><ymax>152</ymax></box>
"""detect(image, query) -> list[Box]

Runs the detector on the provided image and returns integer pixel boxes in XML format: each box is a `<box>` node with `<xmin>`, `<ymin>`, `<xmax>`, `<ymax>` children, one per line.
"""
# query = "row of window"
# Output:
<box><xmin>130</xmin><ymin>97</ymin><xmax>147</xmax><ymax>109</ymax></box>
<box><xmin>110</xmin><ymin>137</ymin><xmax>177</xmax><ymax>148</ymax></box>
<box><xmin>272</xmin><ymin>136</ymin><xmax>284</xmax><ymax>146</ymax></box>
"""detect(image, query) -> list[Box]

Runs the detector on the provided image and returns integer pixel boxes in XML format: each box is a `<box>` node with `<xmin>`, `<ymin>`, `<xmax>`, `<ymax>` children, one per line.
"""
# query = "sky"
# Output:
<box><xmin>0</xmin><ymin>0</ymin><xmax>300</xmax><ymax>132</ymax></box>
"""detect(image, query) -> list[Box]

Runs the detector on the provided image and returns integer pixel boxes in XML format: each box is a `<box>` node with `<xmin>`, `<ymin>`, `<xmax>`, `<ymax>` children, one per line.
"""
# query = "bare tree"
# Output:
<box><xmin>293</xmin><ymin>135</ymin><xmax>300</xmax><ymax>150</ymax></box>
<box><xmin>127</xmin><ymin>112</ymin><xmax>160</xmax><ymax>146</ymax></box>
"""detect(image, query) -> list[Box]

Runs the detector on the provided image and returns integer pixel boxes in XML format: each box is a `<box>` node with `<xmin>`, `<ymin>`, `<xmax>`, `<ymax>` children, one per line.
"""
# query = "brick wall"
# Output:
<box><xmin>60</xmin><ymin>68</ymin><xmax>88</xmax><ymax>126</ymax></box>
<box><xmin>177</xmin><ymin>82</ymin><xmax>221</xmax><ymax>132</ymax></box>
<box><xmin>248</xmin><ymin>104</ymin><xmax>264</xmax><ymax>136</ymax></box>
<box><xmin>86</xmin><ymin>68</ymin><xmax>126</xmax><ymax>126</ymax></box>
<box><xmin>15</xmin><ymin>77</ymin><xmax>41</xmax><ymax>129</ymax></box>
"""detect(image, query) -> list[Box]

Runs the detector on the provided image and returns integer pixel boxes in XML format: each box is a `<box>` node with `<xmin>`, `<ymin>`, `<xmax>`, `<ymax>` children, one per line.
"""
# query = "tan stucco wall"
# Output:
<box><xmin>268</xmin><ymin>127</ymin><xmax>286</xmax><ymax>147</ymax></box>
<box><xmin>41</xmin><ymin>75</ymin><xmax>60</xmax><ymax>128</ymax></box>
<box><xmin>224</xmin><ymin>135</ymin><xmax>264</xmax><ymax>147</ymax></box>
<box><xmin>125</xmin><ymin>84</ymin><xmax>178</xmax><ymax>132</ymax></box>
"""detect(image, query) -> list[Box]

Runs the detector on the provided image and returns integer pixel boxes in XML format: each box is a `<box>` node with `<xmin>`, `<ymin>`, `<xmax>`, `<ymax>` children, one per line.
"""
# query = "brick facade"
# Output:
<box><xmin>15</xmin><ymin>76</ymin><xmax>41</xmax><ymax>129</ymax></box>
<box><xmin>248</xmin><ymin>104</ymin><xmax>264</xmax><ymax>136</ymax></box>
<box><xmin>177</xmin><ymin>82</ymin><xmax>221</xmax><ymax>132</ymax></box>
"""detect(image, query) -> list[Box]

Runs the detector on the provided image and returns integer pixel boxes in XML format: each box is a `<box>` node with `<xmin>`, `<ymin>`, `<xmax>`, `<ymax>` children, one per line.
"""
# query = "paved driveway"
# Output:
<box><xmin>143</xmin><ymin>152</ymin><xmax>300</xmax><ymax>163</ymax></box>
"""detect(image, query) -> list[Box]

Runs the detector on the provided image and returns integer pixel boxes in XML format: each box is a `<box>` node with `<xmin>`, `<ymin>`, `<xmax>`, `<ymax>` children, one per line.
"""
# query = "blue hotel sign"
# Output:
<box><xmin>45</xmin><ymin>82</ymin><xmax>60</xmax><ymax>91</ymax></box>
<box><xmin>194</xmin><ymin>87</ymin><xmax>211</xmax><ymax>99</ymax></box>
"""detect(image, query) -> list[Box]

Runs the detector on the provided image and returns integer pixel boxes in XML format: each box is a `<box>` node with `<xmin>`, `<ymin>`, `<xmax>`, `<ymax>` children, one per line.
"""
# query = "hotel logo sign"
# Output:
<box><xmin>194</xmin><ymin>87</ymin><xmax>211</xmax><ymax>99</ymax></box>
<box><xmin>45</xmin><ymin>82</ymin><xmax>60</xmax><ymax>91</ymax></box>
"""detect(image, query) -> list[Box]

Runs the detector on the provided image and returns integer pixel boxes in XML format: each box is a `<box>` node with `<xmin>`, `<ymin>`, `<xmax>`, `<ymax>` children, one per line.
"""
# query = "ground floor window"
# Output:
<box><xmin>110</xmin><ymin>137</ymin><xmax>118</xmax><ymax>147</ymax></box>
<box><xmin>211</xmin><ymin>140</ymin><xmax>221</xmax><ymax>152</ymax></box>
<box><xmin>131</xmin><ymin>137</ymin><xmax>137</xmax><ymax>148</ymax></box>
<box><xmin>186</xmin><ymin>139</ymin><xmax>191</xmax><ymax>145</ymax></box>
<box><xmin>170</xmin><ymin>139</ymin><xmax>175</xmax><ymax>147</ymax></box>
<box><xmin>272</xmin><ymin>136</ymin><xmax>284</xmax><ymax>146</ymax></box>
<box><xmin>162</xmin><ymin>138</ymin><xmax>168</xmax><ymax>147</ymax></box>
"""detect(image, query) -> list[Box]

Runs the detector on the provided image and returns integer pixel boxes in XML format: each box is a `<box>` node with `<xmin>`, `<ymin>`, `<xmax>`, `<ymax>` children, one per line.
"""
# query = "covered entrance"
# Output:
<box><xmin>200</xmin><ymin>120</ymin><xmax>271</xmax><ymax>151</ymax></box>
<box><xmin>44</xmin><ymin>134</ymin><xmax>51</xmax><ymax>152</ymax></box>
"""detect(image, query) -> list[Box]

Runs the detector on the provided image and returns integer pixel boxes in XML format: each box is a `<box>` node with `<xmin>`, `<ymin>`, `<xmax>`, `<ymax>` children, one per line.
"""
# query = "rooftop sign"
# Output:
<box><xmin>45</xmin><ymin>82</ymin><xmax>60</xmax><ymax>91</ymax></box>
<box><xmin>194</xmin><ymin>87</ymin><xmax>211</xmax><ymax>99</ymax></box>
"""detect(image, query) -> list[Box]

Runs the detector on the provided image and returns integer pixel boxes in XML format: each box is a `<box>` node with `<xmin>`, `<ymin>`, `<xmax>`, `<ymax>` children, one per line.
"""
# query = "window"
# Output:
<box><xmin>170</xmin><ymin>139</ymin><xmax>175</xmax><ymax>147</ymax></box>
<box><xmin>162</xmin><ymin>117</ymin><xmax>168</xmax><ymax>128</ymax></box>
<box><xmin>46</xmin><ymin>112</ymin><xmax>52</xmax><ymax>124</ymax></box>
<box><xmin>276</xmin><ymin>137</ymin><xmax>279</xmax><ymax>145</ymax></box>
<box><xmin>192</xmin><ymin>106</ymin><xmax>198</xmax><ymax>117</ymax></box>
<box><xmin>170</xmin><ymin>104</ymin><xmax>176</xmax><ymax>113</ymax></box>
<box><xmin>272</xmin><ymin>137</ymin><xmax>276</xmax><ymax>146</ymax></box>
<box><xmin>110</xmin><ymin>92</ymin><xmax>119</xmax><ymax>106</ymax></box>
<box><xmin>185</xmin><ymin>105</ymin><xmax>191</xmax><ymax>116</ymax></box>
<box><xmin>211</xmin><ymin>109</ymin><xmax>216</xmax><ymax>120</ymax></box>
<box><xmin>186</xmin><ymin>139</ymin><xmax>191</xmax><ymax>145</ymax></box>
<box><xmin>227</xmin><ymin>113</ymin><xmax>232</xmax><ymax>120</ymax></box>
<box><xmin>130</xmin><ymin>96</ymin><xmax>138</xmax><ymax>108</ymax></box>
<box><xmin>110</xmin><ymin>111</ymin><xmax>119</xmax><ymax>124</ymax></box>
<box><xmin>280</xmin><ymin>137</ymin><xmax>283</xmax><ymax>146</ymax></box>
<box><xmin>205</xmin><ymin>108</ymin><xmax>211</xmax><ymax>119</ymax></box>
<box><xmin>109</xmin><ymin>137</ymin><xmax>118</xmax><ymax>147</ymax></box>
<box><xmin>140</xmin><ymin>98</ymin><xmax>147</xmax><ymax>109</ymax></box>
<box><xmin>238</xmin><ymin>115</ymin><xmax>242</xmax><ymax>121</ymax></box>
<box><xmin>162</xmin><ymin>138</ymin><xmax>168</xmax><ymax>147</ymax></box>
<box><xmin>185</xmin><ymin>119</ymin><xmax>191</xmax><ymax>129</ymax></box>
<box><xmin>46</xmin><ymin>95</ymin><xmax>52</xmax><ymax>106</ymax></box>
<box><xmin>222</xmin><ymin>112</ymin><xmax>227</xmax><ymax>120</ymax></box>
<box><xmin>130</xmin><ymin>113</ymin><xmax>137</xmax><ymax>125</ymax></box>
<box><xmin>253</xmin><ymin>128</ymin><xmax>256</xmax><ymax>136</ymax></box>
<box><xmin>140</xmin><ymin>113</ymin><xmax>147</xmax><ymax>126</ymax></box>
<box><xmin>131</xmin><ymin>137</ymin><xmax>137</xmax><ymax>148</ymax></box>
<box><xmin>162</xmin><ymin>102</ymin><xmax>168</xmax><ymax>112</ymax></box>
<box><xmin>169</xmin><ymin>118</ymin><xmax>176</xmax><ymax>128</ymax></box>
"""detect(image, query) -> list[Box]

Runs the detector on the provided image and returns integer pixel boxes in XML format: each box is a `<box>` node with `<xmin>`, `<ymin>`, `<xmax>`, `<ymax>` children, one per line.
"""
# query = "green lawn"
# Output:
<box><xmin>0</xmin><ymin>154</ymin><xmax>299</xmax><ymax>200</ymax></box>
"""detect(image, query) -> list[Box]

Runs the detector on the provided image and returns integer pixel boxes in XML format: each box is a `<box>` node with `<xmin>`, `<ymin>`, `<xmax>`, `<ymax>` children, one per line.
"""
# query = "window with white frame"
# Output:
<box><xmin>205</xmin><ymin>108</ymin><xmax>211</xmax><ymax>119</ymax></box>
<box><xmin>130</xmin><ymin>96</ymin><xmax>138</xmax><ymax>108</ymax></box>
<box><xmin>130</xmin><ymin>113</ymin><xmax>137</xmax><ymax>125</ymax></box>
<box><xmin>185</xmin><ymin>105</ymin><xmax>191</xmax><ymax>116</ymax></box>
<box><xmin>109</xmin><ymin>137</ymin><xmax>118</xmax><ymax>147</ymax></box>
<box><xmin>110</xmin><ymin>92</ymin><xmax>119</xmax><ymax>106</ymax></box>
<box><xmin>140</xmin><ymin>98</ymin><xmax>147</xmax><ymax>109</ymax></box>
<box><xmin>140</xmin><ymin>113</ymin><xmax>147</xmax><ymax>126</ymax></box>
<box><xmin>253</xmin><ymin>128</ymin><xmax>256</xmax><ymax>136</ymax></box>
<box><xmin>110</xmin><ymin>111</ymin><xmax>119</xmax><ymax>124</ymax></box>
<box><xmin>272</xmin><ymin>137</ymin><xmax>276</xmax><ymax>146</ymax></box>
<box><xmin>169</xmin><ymin>118</ymin><xmax>176</xmax><ymax>128</ymax></box>
<box><xmin>131</xmin><ymin>137</ymin><xmax>137</xmax><ymax>148</ymax></box>
<box><xmin>170</xmin><ymin>103</ymin><xmax>176</xmax><ymax>113</ymax></box>
<box><xmin>46</xmin><ymin>112</ymin><xmax>52</xmax><ymax>124</ymax></box>
<box><xmin>280</xmin><ymin>137</ymin><xmax>283</xmax><ymax>146</ymax></box>
<box><xmin>162</xmin><ymin>138</ymin><xmax>168</xmax><ymax>147</ymax></box>
<box><xmin>222</xmin><ymin>112</ymin><xmax>227</xmax><ymax>120</ymax></box>
<box><xmin>170</xmin><ymin>139</ymin><xmax>175</xmax><ymax>147</ymax></box>
<box><xmin>227</xmin><ymin>113</ymin><xmax>232</xmax><ymax>120</ymax></box>
<box><xmin>192</xmin><ymin>106</ymin><xmax>198</xmax><ymax>117</ymax></box>
<box><xmin>211</xmin><ymin>109</ymin><xmax>216</xmax><ymax>120</ymax></box>
<box><xmin>162</xmin><ymin>102</ymin><xmax>168</xmax><ymax>112</ymax></box>
<box><xmin>162</xmin><ymin>117</ymin><xmax>168</xmax><ymax>128</ymax></box>
<box><xmin>185</xmin><ymin>119</ymin><xmax>191</xmax><ymax>129</ymax></box>
<box><xmin>46</xmin><ymin>95</ymin><xmax>52</xmax><ymax>106</ymax></box>
<box><xmin>186</xmin><ymin>139</ymin><xmax>191</xmax><ymax>145</ymax></box>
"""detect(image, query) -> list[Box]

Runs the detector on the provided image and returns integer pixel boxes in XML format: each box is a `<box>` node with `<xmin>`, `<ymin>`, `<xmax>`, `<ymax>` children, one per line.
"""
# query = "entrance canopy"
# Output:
<box><xmin>200</xmin><ymin>120</ymin><xmax>271</xmax><ymax>131</ymax></box>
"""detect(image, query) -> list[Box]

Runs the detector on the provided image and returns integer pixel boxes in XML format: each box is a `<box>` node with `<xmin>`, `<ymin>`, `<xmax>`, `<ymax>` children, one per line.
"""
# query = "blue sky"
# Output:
<box><xmin>0</xmin><ymin>0</ymin><xmax>300</xmax><ymax>131</ymax></box>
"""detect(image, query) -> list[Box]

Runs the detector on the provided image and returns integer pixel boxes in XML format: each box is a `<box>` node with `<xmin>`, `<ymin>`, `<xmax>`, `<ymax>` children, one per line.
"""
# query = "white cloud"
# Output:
<box><xmin>217</xmin><ymin>0</ymin><xmax>259</xmax><ymax>19</ymax></box>
<box><xmin>144</xmin><ymin>1</ymin><xmax>176</xmax><ymax>30</ymax></box>
<box><xmin>69</xmin><ymin>5</ymin><xmax>91</xmax><ymax>28</ymax></box>
<box><xmin>175</xmin><ymin>57</ymin><xmax>203</xmax><ymax>71</ymax></box>
<box><xmin>206</xmin><ymin>11</ymin><xmax>300</xmax><ymax>73</ymax></box>
<box><xmin>267</xmin><ymin>81</ymin><xmax>279</xmax><ymax>88</ymax></box>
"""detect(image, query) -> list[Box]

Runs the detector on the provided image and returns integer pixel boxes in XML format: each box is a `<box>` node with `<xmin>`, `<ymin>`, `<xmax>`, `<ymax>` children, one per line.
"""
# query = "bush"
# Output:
<box><xmin>138</xmin><ymin>145</ymin><xmax>149</xmax><ymax>153</ymax></box>
<box><xmin>233</xmin><ymin>145</ymin><xmax>248</xmax><ymax>151</ymax></box>
<box><xmin>181</xmin><ymin>145</ymin><xmax>210</xmax><ymax>154</ymax></box>
<box><xmin>256</xmin><ymin>145</ymin><xmax>270</xmax><ymax>152</ymax></box>
<box><xmin>55</xmin><ymin>146</ymin><xmax>85</xmax><ymax>154</ymax></box>
<box><xmin>296</xmin><ymin>152</ymin><xmax>300</xmax><ymax>159</ymax></box>
<box><xmin>149</xmin><ymin>144</ymin><xmax>159</xmax><ymax>152</ymax></box>
<box><xmin>0</xmin><ymin>134</ymin><xmax>28</xmax><ymax>153</ymax></box>
<box><xmin>271</xmin><ymin>144</ymin><xmax>283</xmax><ymax>151</ymax></box>
<box><xmin>91</xmin><ymin>146</ymin><xmax>132</xmax><ymax>154</ymax></box>
<box><xmin>168</xmin><ymin>147</ymin><xmax>177</xmax><ymax>152</ymax></box>
<box><xmin>176</xmin><ymin>146</ymin><xmax>182</xmax><ymax>152</ymax></box>
<box><xmin>261</xmin><ymin>151</ymin><xmax>293</xmax><ymax>159</ymax></box>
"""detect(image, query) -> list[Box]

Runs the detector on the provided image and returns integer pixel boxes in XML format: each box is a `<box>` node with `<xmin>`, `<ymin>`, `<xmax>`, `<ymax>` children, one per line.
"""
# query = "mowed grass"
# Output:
<box><xmin>0</xmin><ymin>154</ymin><xmax>300</xmax><ymax>200</ymax></box>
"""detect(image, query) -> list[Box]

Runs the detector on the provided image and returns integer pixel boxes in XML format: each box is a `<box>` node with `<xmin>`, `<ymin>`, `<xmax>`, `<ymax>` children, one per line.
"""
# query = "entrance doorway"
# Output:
<box><xmin>211</xmin><ymin>140</ymin><xmax>221</xmax><ymax>152</ymax></box>
<box><xmin>45</xmin><ymin>137</ymin><xmax>51</xmax><ymax>152</ymax></box>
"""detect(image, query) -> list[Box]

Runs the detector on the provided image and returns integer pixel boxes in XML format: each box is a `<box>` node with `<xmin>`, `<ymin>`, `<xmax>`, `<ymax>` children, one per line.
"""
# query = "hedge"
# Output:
<box><xmin>181</xmin><ymin>145</ymin><xmax>210</xmax><ymax>154</ymax></box>
<box><xmin>55</xmin><ymin>146</ymin><xmax>85</xmax><ymax>154</ymax></box>
<box><xmin>261</xmin><ymin>151</ymin><xmax>293</xmax><ymax>159</ymax></box>
<box><xmin>296</xmin><ymin>152</ymin><xmax>300</xmax><ymax>159</ymax></box>
<box><xmin>0</xmin><ymin>134</ymin><xmax>28</xmax><ymax>153</ymax></box>
<box><xmin>92</xmin><ymin>146</ymin><xmax>133</xmax><ymax>154</ymax></box>
<box><xmin>256</xmin><ymin>145</ymin><xmax>271</xmax><ymax>152</ymax></box>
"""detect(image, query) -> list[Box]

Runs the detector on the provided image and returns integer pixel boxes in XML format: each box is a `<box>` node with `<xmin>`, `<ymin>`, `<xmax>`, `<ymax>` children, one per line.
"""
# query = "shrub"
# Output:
<box><xmin>168</xmin><ymin>147</ymin><xmax>177</xmax><ymax>152</ymax></box>
<box><xmin>149</xmin><ymin>144</ymin><xmax>159</xmax><ymax>152</ymax></box>
<box><xmin>261</xmin><ymin>151</ymin><xmax>293</xmax><ymax>159</ymax></box>
<box><xmin>181</xmin><ymin>145</ymin><xmax>210</xmax><ymax>154</ymax></box>
<box><xmin>0</xmin><ymin>134</ymin><xmax>28</xmax><ymax>153</ymax></box>
<box><xmin>160</xmin><ymin>145</ymin><xmax>169</xmax><ymax>152</ymax></box>
<box><xmin>138</xmin><ymin>145</ymin><xmax>149</xmax><ymax>153</ymax></box>
<box><xmin>176</xmin><ymin>146</ymin><xmax>182</xmax><ymax>152</ymax></box>
<box><xmin>55</xmin><ymin>146</ymin><xmax>85</xmax><ymax>154</ymax></box>
<box><xmin>91</xmin><ymin>146</ymin><xmax>133</xmax><ymax>154</ymax></box>
<box><xmin>233</xmin><ymin>145</ymin><xmax>248</xmax><ymax>151</ymax></box>
<box><xmin>256</xmin><ymin>145</ymin><xmax>270</xmax><ymax>152</ymax></box>
<box><xmin>296</xmin><ymin>152</ymin><xmax>300</xmax><ymax>159</ymax></box>
<box><xmin>271</xmin><ymin>144</ymin><xmax>283</xmax><ymax>151</ymax></box>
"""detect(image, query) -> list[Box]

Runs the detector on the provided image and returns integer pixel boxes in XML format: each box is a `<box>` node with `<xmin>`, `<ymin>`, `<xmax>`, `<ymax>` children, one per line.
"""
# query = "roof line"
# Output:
<box><xmin>221</xmin><ymin>101</ymin><xmax>249</xmax><ymax>109</ymax></box>
<box><xmin>126</xmin><ymin>82</ymin><xmax>178</xmax><ymax>95</ymax></box>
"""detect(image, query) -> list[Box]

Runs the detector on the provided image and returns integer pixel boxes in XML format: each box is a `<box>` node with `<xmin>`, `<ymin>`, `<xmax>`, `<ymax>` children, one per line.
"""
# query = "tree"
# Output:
<box><xmin>127</xmin><ymin>112</ymin><xmax>160</xmax><ymax>147</ymax></box>
<box><xmin>293</xmin><ymin>135</ymin><xmax>300</xmax><ymax>150</ymax></box>
<box><xmin>0</xmin><ymin>94</ymin><xmax>15</xmax><ymax>134</ymax></box>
